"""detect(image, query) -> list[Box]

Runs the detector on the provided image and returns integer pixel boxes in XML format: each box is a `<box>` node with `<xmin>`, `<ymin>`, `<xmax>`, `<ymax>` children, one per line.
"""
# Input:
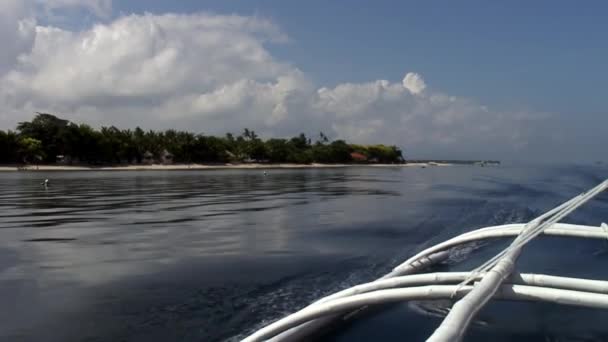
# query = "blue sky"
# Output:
<box><xmin>112</xmin><ymin>0</ymin><xmax>607</xmax><ymax>115</ymax></box>
<box><xmin>1</xmin><ymin>0</ymin><xmax>606</xmax><ymax>161</ymax></box>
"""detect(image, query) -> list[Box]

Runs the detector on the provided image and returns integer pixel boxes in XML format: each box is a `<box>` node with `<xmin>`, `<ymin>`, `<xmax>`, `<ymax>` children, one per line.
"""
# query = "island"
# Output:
<box><xmin>0</xmin><ymin>113</ymin><xmax>416</xmax><ymax>171</ymax></box>
<box><xmin>0</xmin><ymin>113</ymin><xmax>501</xmax><ymax>171</ymax></box>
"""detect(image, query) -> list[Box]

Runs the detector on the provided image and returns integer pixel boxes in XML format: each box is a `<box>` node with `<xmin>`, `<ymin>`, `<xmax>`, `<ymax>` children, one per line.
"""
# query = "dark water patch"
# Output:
<box><xmin>433</xmin><ymin>181</ymin><xmax>557</xmax><ymax>202</ymax></box>
<box><xmin>23</xmin><ymin>238</ymin><xmax>77</xmax><ymax>242</ymax></box>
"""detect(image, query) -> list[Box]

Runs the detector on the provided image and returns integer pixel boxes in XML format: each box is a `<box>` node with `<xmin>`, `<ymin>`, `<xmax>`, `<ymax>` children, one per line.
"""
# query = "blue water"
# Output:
<box><xmin>0</xmin><ymin>164</ymin><xmax>607</xmax><ymax>341</ymax></box>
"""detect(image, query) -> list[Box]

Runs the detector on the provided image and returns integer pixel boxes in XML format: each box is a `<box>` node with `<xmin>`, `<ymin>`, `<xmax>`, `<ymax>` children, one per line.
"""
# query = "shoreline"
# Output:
<box><xmin>0</xmin><ymin>162</ymin><xmax>450</xmax><ymax>172</ymax></box>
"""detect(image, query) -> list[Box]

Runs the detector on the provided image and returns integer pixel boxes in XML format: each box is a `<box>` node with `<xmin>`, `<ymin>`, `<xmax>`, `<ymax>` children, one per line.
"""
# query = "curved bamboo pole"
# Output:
<box><xmin>427</xmin><ymin>180</ymin><xmax>608</xmax><ymax>342</ymax></box>
<box><xmin>243</xmin><ymin>283</ymin><xmax>608</xmax><ymax>342</ymax></box>
<box><xmin>261</xmin><ymin>223</ymin><xmax>608</xmax><ymax>342</ymax></box>
<box><xmin>244</xmin><ymin>179</ymin><xmax>608</xmax><ymax>342</ymax></box>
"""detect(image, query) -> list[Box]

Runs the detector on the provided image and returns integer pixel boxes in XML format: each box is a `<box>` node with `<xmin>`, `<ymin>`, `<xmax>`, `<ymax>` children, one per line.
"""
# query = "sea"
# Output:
<box><xmin>0</xmin><ymin>163</ymin><xmax>607</xmax><ymax>341</ymax></box>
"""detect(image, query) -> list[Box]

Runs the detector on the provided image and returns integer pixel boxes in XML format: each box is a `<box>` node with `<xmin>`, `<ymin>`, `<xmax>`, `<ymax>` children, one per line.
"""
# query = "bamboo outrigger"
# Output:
<box><xmin>243</xmin><ymin>179</ymin><xmax>608</xmax><ymax>342</ymax></box>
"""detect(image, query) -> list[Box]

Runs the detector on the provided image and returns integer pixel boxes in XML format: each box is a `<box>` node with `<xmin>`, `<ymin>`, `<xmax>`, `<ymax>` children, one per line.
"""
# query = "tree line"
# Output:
<box><xmin>0</xmin><ymin>113</ymin><xmax>404</xmax><ymax>165</ymax></box>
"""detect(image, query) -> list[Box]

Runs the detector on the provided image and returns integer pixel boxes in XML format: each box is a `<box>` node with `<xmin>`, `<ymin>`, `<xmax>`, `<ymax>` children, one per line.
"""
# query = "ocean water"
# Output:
<box><xmin>0</xmin><ymin>164</ymin><xmax>607</xmax><ymax>341</ymax></box>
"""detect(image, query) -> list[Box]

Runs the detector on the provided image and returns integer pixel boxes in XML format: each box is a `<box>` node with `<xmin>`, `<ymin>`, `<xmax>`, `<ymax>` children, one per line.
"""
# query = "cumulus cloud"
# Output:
<box><xmin>0</xmin><ymin>0</ymin><xmax>113</xmax><ymax>74</ymax></box>
<box><xmin>7</xmin><ymin>13</ymin><xmax>289</xmax><ymax>102</ymax></box>
<box><xmin>0</xmin><ymin>1</ymin><xmax>37</xmax><ymax>74</ymax></box>
<box><xmin>312</xmin><ymin>78</ymin><xmax>550</xmax><ymax>158</ymax></box>
<box><xmin>0</xmin><ymin>6</ymin><xmax>559</xmax><ymax>160</ymax></box>
<box><xmin>402</xmin><ymin>72</ymin><xmax>426</xmax><ymax>95</ymax></box>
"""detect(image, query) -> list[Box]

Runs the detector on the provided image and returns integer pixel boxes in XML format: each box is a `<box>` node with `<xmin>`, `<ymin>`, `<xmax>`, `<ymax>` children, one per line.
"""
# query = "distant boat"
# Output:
<box><xmin>243</xmin><ymin>179</ymin><xmax>608</xmax><ymax>342</ymax></box>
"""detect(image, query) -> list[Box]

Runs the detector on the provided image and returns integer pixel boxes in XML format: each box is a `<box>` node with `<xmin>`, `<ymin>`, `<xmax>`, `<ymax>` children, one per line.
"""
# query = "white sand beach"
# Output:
<box><xmin>0</xmin><ymin>163</ymin><xmax>449</xmax><ymax>171</ymax></box>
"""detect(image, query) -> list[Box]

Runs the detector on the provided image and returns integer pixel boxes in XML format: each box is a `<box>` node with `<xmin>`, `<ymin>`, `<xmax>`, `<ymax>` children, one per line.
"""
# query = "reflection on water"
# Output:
<box><xmin>0</xmin><ymin>165</ymin><xmax>607</xmax><ymax>341</ymax></box>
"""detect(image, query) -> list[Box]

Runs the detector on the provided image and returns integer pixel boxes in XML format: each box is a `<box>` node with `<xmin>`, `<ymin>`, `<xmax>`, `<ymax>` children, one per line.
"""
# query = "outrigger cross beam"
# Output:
<box><xmin>243</xmin><ymin>179</ymin><xmax>608</xmax><ymax>342</ymax></box>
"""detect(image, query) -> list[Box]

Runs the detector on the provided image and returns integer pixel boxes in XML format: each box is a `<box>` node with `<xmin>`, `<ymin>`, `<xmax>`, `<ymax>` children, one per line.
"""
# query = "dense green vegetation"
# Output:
<box><xmin>0</xmin><ymin>113</ymin><xmax>404</xmax><ymax>165</ymax></box>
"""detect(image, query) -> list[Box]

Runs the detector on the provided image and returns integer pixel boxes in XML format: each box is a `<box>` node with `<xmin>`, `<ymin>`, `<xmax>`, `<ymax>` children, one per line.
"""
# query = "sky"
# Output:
<box><xmin>0</xmin><ymin>0</ymin><xmax>606</xmax><ymax>161</ymax></box>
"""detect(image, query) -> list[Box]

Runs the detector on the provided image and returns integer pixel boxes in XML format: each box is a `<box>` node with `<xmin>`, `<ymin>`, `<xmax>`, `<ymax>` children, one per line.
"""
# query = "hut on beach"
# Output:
<box><xmin>350</xmin><ymin>152</ymin><xmax>368</xmax><ymax>163</ymax></box>
<box><xmin>160</xmin><ymin>150</ymin><xmax>174</xmax><ymax>165</ymax></box>
<box><xmin>142</xmin><ymin>151</ymin><xmax>154</xmax><ymax>165</ymax></box>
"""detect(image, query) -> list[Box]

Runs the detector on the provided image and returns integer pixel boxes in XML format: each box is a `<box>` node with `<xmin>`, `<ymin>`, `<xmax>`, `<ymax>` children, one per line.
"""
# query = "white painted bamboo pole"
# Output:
<box><xmin>382</xmin><ymin>250</ymin><xmax>450</xmax><ymax>279</ymax></box>
<box><xmin>478</xmin><ymin>180</ymin><xmax>608</xmax><ymax>273</ymax></box>
<box><xmin>264</xmin><ymin>250</ymin><xmax>450</xmax><ymax>342</ymax></box>
<box><xmin>426</xmin><ymin>248</ymin><xmax>521</xmax><ymax>342</ymax></box>
<box><xmin>249</xmin><ymin>180</ymin><xmax>608</xmax><ymax>342</ymax></box>
<box><xmin>465</xmin><ymin>184</ymin><xmax>605</xmax><ymax>281</ymax></box>
<box><xmin>263</xmin><ymin>223</ymin><xmax>608</xmax><ymax>342</ymax></box>
<box><xmin>242</xmin><ymin>284</ymin><xmax>608</xmax><ymax>342</ymax></box>
<box><xmin>318</xmin><ymin>272</ymin><xmax>608</xmax><ymax>305</ymax></box>
<box><xmin>516</xmin><ymin>273</ymin><xmax>608</xmax><ymax>293</ymax></box>
<box><xmin>427</xmin><ymin>180</ymin><xmax>608</xmax><ymax>342</ymax></box>
<box><xmin>392</xmin><ymin>223</ymin><xmax>606</xmax><ymax>275</ymax></box>
<box><xmin>249</xmin><ymin>272</ymin><xmax>608</xmax><ymax>342</ymax></box>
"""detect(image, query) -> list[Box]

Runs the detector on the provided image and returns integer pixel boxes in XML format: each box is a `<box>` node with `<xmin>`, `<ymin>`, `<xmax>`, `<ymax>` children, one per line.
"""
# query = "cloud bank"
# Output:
<box><xmin>0</xmin><ymin>2</ymin><xmax>559</xmax><ymax>160</ymax></box>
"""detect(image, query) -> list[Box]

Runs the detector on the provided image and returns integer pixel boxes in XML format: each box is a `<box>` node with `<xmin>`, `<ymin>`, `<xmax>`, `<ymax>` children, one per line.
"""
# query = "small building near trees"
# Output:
<box><xmin>350</xmin><ymin>152</ymin><xmax>368</xmax><ymax>163</ymax></box>
<box><xmin>160</xmin><ymin>150</ymin><xmax>174</xmax><ymax>165</ymax></box>
<box><xmin>142</xmin><ymin>151</ymin><xmax>154</xmax><ymax>165</ymax></box>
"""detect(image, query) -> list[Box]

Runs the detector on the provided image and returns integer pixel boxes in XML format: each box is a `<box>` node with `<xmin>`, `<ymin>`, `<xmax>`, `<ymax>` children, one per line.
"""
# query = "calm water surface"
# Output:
<box><xmin>1</xmin><ymin>164</ymin><xmax>607</xmax><ymax>341</ymax></box>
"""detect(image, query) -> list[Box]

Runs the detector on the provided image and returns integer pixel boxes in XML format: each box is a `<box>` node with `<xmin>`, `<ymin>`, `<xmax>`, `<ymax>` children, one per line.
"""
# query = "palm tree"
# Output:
<box><xmin>18</xmin><ymin>137</ymin><xmax>45</xmax><ymax>165</ymax></box>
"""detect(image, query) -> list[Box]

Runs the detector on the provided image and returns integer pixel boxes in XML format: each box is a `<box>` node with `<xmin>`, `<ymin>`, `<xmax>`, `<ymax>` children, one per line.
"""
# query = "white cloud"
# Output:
<box><xmin>0</xmin><ymin>0</ymin><xmax>113</xmax><ymax>74</ymax></box>
<box><xmin>402</xmin><ymin>72</ymin><xmax>426</xmax><ymax>95</ymax></box>
<box><xmin>0</xmin><ymin>1</ymin><xmax>37</xmax><ymax>74</ymax></box>
<box><xmin>10</xmin><ymin>13</ymin><xmax>289</xmax><ymax>101</ymax></box>
<box><xmin>311</xmin><ymin>77</ymin><xmax>551</xmax><ymax>158</ymax></box>
<box><xmin>0</xmin><ymin>8</ymin><xmax>563</xmax><ymax>160</ymax></box>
